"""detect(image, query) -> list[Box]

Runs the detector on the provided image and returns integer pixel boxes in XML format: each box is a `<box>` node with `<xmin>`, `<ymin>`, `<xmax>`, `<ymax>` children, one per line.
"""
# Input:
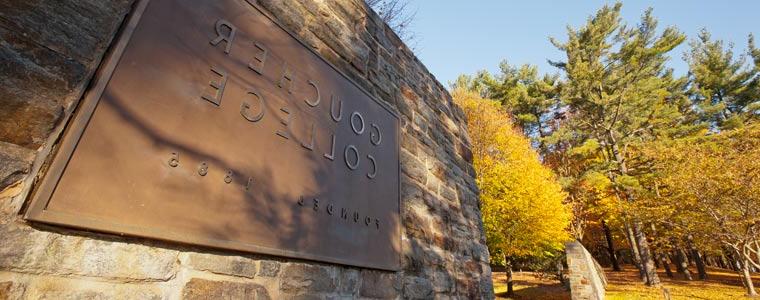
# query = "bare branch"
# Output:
<box><xmin>366</xmin><ymin>0</ymin><xmax>418</xmax><ymax>48</ymax></box>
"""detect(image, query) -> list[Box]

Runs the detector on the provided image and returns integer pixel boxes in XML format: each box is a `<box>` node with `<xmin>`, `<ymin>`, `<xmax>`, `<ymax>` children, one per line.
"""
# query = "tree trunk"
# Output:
<box><xmin>607</xmin><ymin>131</ymin><xmax>658</xmax><ymax>285</ymax></box>
<box><xmin>650</xmin><ymin>225</ymin><xmax>661</xmax><ymax>270</ymax></box>
<box><xmin>674</xmin><ymin>251</ymin><xmax>684</xmax><ymax>272</ymax></box>
<box><xmin>692</xmin><ymin>249</ymin><xmax>708</xmax><ymax>280</ymax></box>
<box><xmin>675</xmin><ymin>248</ymin><xmax>693</xmax><ymax>281</ymax></box>
<box><xmin>725</xmin><ymin>248</ymin><xmax>741</xmax><ymax>271</ymax></box>
<box><xmin>687</xmin><ymin>235</ymin><xmax>707</xmax><ymax>280</ymax></box>
<box><xmin>721</xmin><ymin>253</ymin><xmax>731</xmax><ymax>270</ymax></box>
<box><xmin>654</xmin><ymin>251</ymin><xmax>661</xmax><ymax>269</ymax></box>
<box><xmin>632</xmin><ymin>220</ymin><xmax>661</xmax><ymax>286</ymax></box>
<box><xmin>741</xmin><ymin>257</ymin><xmax>758</xmax><ymax>296</ymax></box>
<box><xmin>602</xmin><ymin>219</ymin><xmax>621</xmax><ymax>271</ymax></box>
<box><xmin>624</xmin><ymin>220</ymin><xmax>644</xmax><ymax>277</ymax></box>
<box><xmin>660</xmin><ymin>253</ymin><xmax>674</xmax><ymax>278</ymax></box>
<box><xmin>506</xmin><ymin>258</ymin><xmax>514</xmax><ymax>296</ymax></box>
<box><xmin>686</xmin><ymin>250</ymin><xmax>695</xmax><ymax>267</ymax></box>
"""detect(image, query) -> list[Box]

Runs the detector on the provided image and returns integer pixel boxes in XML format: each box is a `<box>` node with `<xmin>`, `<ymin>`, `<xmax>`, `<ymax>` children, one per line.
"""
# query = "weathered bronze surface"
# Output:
<box><xmin>24</xmin><ymin>0</ymin><xmax>401</xmax><ymax>271</ymax></box>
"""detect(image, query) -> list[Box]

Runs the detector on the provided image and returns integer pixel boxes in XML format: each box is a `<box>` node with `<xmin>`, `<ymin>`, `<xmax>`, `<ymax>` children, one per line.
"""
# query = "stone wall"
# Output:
<box><xmin>566</xmin><ymin>241</ymin><xmax>607</xmax><ymax>300</ymax></box>
<box><xmin>0</xmin><ymin>0</ymin><xmax>493</xmax><ymax>299</ymax></box>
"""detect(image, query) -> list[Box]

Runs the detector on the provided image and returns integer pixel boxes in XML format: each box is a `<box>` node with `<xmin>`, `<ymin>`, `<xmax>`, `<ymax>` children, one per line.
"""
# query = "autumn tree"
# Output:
<box><xmin>627</xmin><ymin>142</ymin><xmax>711</xmax><ymax>280</ymax></box>
<box><xmin>549</xmin><ymin>3</ymin><xmax>690</xmax><ymax>286</ymax></box>
<box><xmin>473</xmin><ymin>63</ymin><xmax>627</xmax><ymax>271</ymax></box>
<box><xmin>453</xmin><ymin>88</ymin><xmax>570</xmax><ymax>296</ymax></box>
<box><xmin>643</xmin><ymin>125</ymin><xmax>760</xmax><ymax>295</ymax></box>
<box><xmin>454</xmin><ymin>1</ymin><xmax>760</xmax><ymax>290</ymax></box>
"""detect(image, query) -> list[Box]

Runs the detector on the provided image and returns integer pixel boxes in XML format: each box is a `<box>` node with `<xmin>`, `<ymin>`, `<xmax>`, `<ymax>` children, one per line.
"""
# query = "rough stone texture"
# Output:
<box><xmin>566</xmin><ymin>241</ymin><xmax>607</xmax><ymax>300</ymax></box>
<box><xmin>0</xmin><ymin>142</ymin><xmax>35</xmax><ymax>195</ymax></box>
<box><xmin>403</xmin><ymin>276</ymin><xmax>434</xmax><ymax>299</ymax></box>
<box><xmin>25</xmin><ymin>286</ymin><xmax>162</xmax><ymax>300</ymax></box>
<box><xmin>337</xmin><ymin>268</ymin><xmax>360</xmax><ymax>296</ymax></box>
<box><xmin>0</xmin><ymin>0</ymin><xmax>133</xmax><ymax>153</ymax></box>
<box><xmin>0</xmin><ymin>281</ymin><xmax>20</xmax><ymax>300</ymax></box>
<box><xmin>359</xmin><ymin>270</ymin><xmax>401</xmax><ymax>298</ymax></box>
<box><xmin>0</xmin><ymin>224</ymin><xmax>179</xmax><ymax>281</ymax></box>
<box><xmin>182</xmin><ymin>252</ymin><xmax>257</xmax><ymax>278</ymax></box>
<box><xmin>280</xmin><ymin>264</ymin><xmax>337</xmax><ymax>296</ymax></box>
<box><xmin>257</xmin><ymin>260</ymin><xmax>280</xmax><ymax>278</ymax></box>
<box><xmin>0</xmin><ymin>275</ymin><xmax>163</xmax><ymax>300</ymax></box>
<box><xmin>182</xmin><ymin>278</ymin><xmax>270</xmax><ymax>300</ymax></box>
<box><xmin>0</xmin><ymin>0</ymin><xmax>493</xmax><ymax>298</ymax></box>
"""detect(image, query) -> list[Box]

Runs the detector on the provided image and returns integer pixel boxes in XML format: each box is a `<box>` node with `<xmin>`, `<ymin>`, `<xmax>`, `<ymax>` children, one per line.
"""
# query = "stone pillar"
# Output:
<box><xmin>566</xmin><ymin>241</ymin><xmax>607</xmax><ymax>300</ymax></box>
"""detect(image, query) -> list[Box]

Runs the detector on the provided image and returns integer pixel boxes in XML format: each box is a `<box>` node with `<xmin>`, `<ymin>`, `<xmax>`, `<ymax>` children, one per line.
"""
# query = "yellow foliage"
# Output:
<box><xmin>640</xmin><ymin>125</ymin><xmax>760</xmax><ymax>254</ymax></box>
<box><xmin>453</xmin><ymin>89</ymin><xmax>571</xmax><ymax>263</ymax></box>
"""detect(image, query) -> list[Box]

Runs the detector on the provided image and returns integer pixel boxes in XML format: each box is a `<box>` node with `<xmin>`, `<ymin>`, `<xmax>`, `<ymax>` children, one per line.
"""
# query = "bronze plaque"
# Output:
<box><xmin>24</xmin><ymin>0</ymin><xmax>401</xmax><ymax>270</ymax></box>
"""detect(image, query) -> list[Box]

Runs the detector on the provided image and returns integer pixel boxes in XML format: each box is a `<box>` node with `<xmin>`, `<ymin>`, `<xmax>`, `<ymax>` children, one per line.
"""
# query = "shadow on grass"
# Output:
<box><xmin>492</xmin><ymin>272</ymin><xmax>569</xmax><ymax>300</ymax></box>
<box><xmin>495</xmin><ymin>285</ymin><xmax>570</xmax><ymax>300</ymax></box>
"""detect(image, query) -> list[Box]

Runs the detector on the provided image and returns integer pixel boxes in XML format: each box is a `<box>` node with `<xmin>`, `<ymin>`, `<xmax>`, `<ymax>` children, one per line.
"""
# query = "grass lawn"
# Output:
<box><xmin>493</xmin><ymin>266</ymin><xmax>760</xmax><ymax>299</ymax></box>
<box><xmin>606</xmin><ymin>266</ymin><xmax>760</xmax><ymax>300</ymax></box>
<box><xmin>492</xmin><ymin>271</ymin><xmax>569</xmax><ymax>300</ymax></box>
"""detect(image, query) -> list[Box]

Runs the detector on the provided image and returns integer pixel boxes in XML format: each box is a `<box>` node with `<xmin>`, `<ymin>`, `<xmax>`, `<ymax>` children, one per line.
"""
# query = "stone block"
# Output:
<box><xmin>0</xmin><ymin>93</ymin><xmax>61</xmax><ymax>151</ymax></box>
<box><xmin>257</xmin><ymin>0</ymin><xmax>306</xmax><ymax>36</ymax></box>
<box><xmin>16</xmin><ymin>276</ymin><xmax>162</xmax><ymax>300</ymax></box>
<box><xmin>565</xmin><ymin>241</ymin><xmax>605</xmax><ymax>299</ymax></box>
<box><xmin>480</xmin><ymin>273</ymin><xmax>495</xmax><ymax>299</ymax></box>
<box><xmin>425</xmin><ymin>176</ymin><xmax>441</xmax><ymax>197</ymax></box>
<box><xmin>50</xmin><ymin>237</ymin><xmax>178</xmax><ymax>281</ymax></box>
<box><xmin>0</xmin><ymin>142</ymin><xmax>36</xmax><ymax>191</ymax></box>
<box><xmin>37</xmin><ymin>288</ymin><xmax>160</xmax><ymax>300</ymax></box>
<box><xmin>439</xmin><ymin>185</ymin><xmax>457</xmax><ymax>203</ymax></box>
<box><xmin>403</xmin><ymin>204</ymin><xmax>431</xmax><ymax>241</ymax></box>
<box><xmin>359</xmin><ymin>270</ymin><xmax>400</xmax><ymax>298</ymax></box>
<box><xmin>454</xmin><ymin>276</ymin><xmax>480</xmax><ymax>299</ymax></box>
<box><xmin>400</xmin><ymin>149</ymin><xmax>426</xmax><ymax>184</ymax></box>
<box><xmin>0</xmin><ymin>34</ymin><xmax>66</xmax><ymax>149</ymax></box>
<box><xmin>280</xmin><ymin>263</ymin><xmax>336</xmax><ymax>295</ymax></box>
<box><xmin>430</xmin><ymin>270</ymin><xmax>454</xmax><ymax>293</ymax></box>
<box><xmin>0</xmin><ymin>225</ymin><xmax>47</xmax><ymax>271</ymax></box>
<box><xmin>337</xmin><ymin>268</ymin><xmax>359</xmax><ymax>295</ymax></box>
<box><xmin>0</xmin><ymin>0</ymin><xmax>132</xmax><ymax>150</ymax></box>
<box><xmin>258</xmin><ymin>260</ymin><xmax>281</xmax><ymax>277</ymax></box>
<box><xmin>0</xmin><ymin>225</ymin><xmax>178</xmax><ymax>281</ymax></box>
<box><xmin>400</xmin><ymin>180</ymin><xmax>424</xmax><ymax>206</ymax></box>
<box><xmin>182</xmin><ymin>278</ymin><xmax>270</xmax><ymax>300</ymax></box>
<box><xmin>469</xmin><ymin>244</ymin><xmax>490</xmax><ymax>263</ymax></box>
<box><xmin>403</xmin><ymin>276</ymin><xmax>433</xmax><ymax>299</ymax></box>
<box><xmin>0</xmin><ymin>0</ymin><xmax>133</xmax><ymax>63</ymax></box>
<box><xmin>182</xmin><ymin>252</ymin><xmax>257</xmax><ymax>278</ymax></box>
<box><xmin>412</xmin><ymin>112</ymin><xmax>429</xmax><ymax>133</ymax></box>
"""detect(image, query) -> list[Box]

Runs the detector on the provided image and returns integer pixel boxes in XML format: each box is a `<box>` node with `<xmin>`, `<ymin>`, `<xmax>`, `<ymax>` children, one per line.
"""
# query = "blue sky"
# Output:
<box><xmin>410</xmin><ymin>1</ymin><xmax>760</xmax><ymax>86</ymax></box>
